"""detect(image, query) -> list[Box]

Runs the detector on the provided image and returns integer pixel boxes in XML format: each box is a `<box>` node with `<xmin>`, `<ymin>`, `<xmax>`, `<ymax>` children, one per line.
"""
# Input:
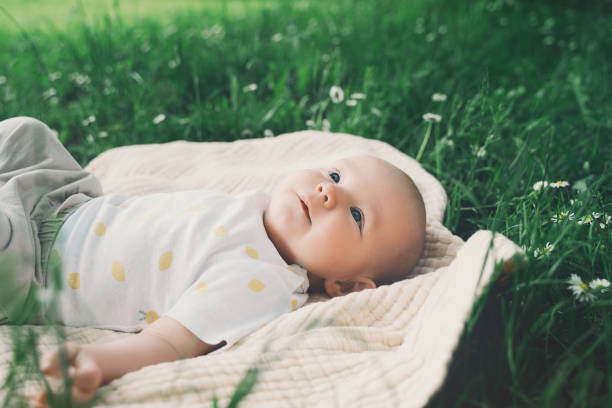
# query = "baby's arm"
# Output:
<box><xmin>32</xmin><ymin>317</ymin><xmax>223</xmax><ymax>406</ymax></box>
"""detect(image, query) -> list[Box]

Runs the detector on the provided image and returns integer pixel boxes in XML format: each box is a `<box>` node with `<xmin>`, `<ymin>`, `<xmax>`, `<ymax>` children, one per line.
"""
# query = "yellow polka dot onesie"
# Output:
<box><xmin>51</xmin><ymin>189</ymin><xmax>309</xmax><ymax>348</ymax></box>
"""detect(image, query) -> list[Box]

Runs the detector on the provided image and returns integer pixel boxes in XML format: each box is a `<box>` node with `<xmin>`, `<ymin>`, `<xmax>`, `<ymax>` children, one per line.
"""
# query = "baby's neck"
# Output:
<box><xmin>306</xmin><ymin>272</ymin><xmax>325</xmax><ymax>293</ymax></box>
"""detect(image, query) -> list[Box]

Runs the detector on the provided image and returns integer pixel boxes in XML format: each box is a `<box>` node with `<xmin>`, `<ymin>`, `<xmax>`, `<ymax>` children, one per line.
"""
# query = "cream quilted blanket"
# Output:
<box><xmin>0</xmin><ymin>131</ymin><xmax>521</xmax><ymax>407</ymax></box>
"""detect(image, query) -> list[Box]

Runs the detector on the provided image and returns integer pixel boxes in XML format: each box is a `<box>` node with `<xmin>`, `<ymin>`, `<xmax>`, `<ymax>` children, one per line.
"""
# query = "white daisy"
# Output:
<box><xmin>551</xmin><ymin>211</ymin><xmax>574</xmax><ymax>223</ymax></box>
<box><xmin>346</xmin><ymin>99</ymin><xmax>357</xmax><ymax>107</ymax></box>
<box><xmin>153</xmin><ymin>114</ymin><xmax>166</xmax><ymax>125</ymax></box>
<box><xmin>82</xmin><ymin>115</ymin><xmax>95</xmax><ymax>126</ymax></box>
<box><xmin>70</xmin><ymin>73</ymin><xmax>91</xmax><ymax>86</ymax></box>
<box><xmin>43</xmin><ymin>88</ymin><xmax>57</xmax><ymax>99</ymax></box>
<box><xmin>577</xmin><ymin>214</ymin><xmax>594</xmax><ymax>225</ymax></box>
<box><xmin>423</xmin><ymin>113</ymin><xmax>442</xmax><ymax>123</ymax></box>
<box><xmin>476</xmin><ymin>146</ymin><xmax>486</xmax><ymax>158</ymax></box>
<box><xmin>131</xmin><ymin>72</ymin><xmax>144</xmax><ymax>84</ymax></box>
<box><xmin>322</xmin><ymin>119</ymin><xmax>331</xmax><ymax>132</ymax></box>
<box><xmin>534</xmin><ymin>242</ymin><xmax>554</xmax><ymax>258</ymax></box>
<box><xmin>589</xmin><ymin>278</ymin><xmax>610</xmax><ymax>293</ymax></box>
<box><xmin>567</xmin><ymin>274</ymin><xmax>595</xmax><ymax>303</ymax></box>
<box><xmin>533</xmin><ymin>181</ymin><xmax>548</xmax><ymax>191</ymax></box>
<box><xmin>0</xmin><ymin>75</ymin><xmax>7</xmax><ymax>85</ymax></box>
<box><xmin>305</xmin><ymin>119</ymin><xmax>315</xmax><ymax>128</ymax></box>
<box><xmin>48</xmin><ymin>72</ymin><xmax>62</xmax><ymax>81</ymax></box>
<box><xmin>263</xmin><ymin>129</ymin><xmax>274</xmax><ymax>138</ymax></box>
<box><xmin>329</xmin><ymin>85</ymin><xmax>344</xmax><ymax>104</ymax></box>
<box><xmin>432</xmin><ymin>93</ymin><xmax>447</xmax><ymax>102</ymax></box>
<box><xmin>350</xmin><ymin>92</ymin><xmax>366</xmax><ymax>100</ymax></box>
<box><xmin>550</xmin><ymin>180</ymin><xmax>570</xmax><ymax>188</ymax></box>
<box><xmin>243</xmin><ymin>83</ymin><xmax>257</xmax><ymax>92</ymax></box>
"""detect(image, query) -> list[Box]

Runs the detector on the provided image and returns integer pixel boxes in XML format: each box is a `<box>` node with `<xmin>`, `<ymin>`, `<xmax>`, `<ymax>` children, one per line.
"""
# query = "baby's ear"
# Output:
<box><xmin>324</xmin><ymin>277</ymin><xmax>376</xmax><ymax>297</ymax></box>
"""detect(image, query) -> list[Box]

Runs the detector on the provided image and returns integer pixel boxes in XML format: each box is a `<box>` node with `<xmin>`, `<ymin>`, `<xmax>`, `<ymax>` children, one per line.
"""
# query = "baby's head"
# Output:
<box><xmin>263</xmin><ymin>155</ymin><xmax>426</xmax><ymax>297</ymax></box>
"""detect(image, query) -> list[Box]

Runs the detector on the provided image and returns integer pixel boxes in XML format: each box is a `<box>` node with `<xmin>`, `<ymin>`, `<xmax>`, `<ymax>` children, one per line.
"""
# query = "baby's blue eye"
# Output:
<box><xmin>351</xmin><ymin>208</ymin><xmax>363</xmax><ymax>228</ymax></box>
<box><xmin>329</xmin><ymin>171</ymin><xmax>340</xmax><ymax>183</ymax></box>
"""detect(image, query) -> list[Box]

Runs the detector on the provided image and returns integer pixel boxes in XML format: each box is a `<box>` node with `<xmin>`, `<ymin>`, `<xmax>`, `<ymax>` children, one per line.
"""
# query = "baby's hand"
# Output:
<box><xmin>30</xmin><ymin>342</ymin><xmax>102</xmax><ymax>407</ymax></box>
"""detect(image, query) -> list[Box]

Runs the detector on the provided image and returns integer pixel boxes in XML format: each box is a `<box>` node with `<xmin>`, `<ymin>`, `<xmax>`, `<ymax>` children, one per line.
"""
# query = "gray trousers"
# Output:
<box><xmin>0</xmin><ymin>117</ymin><xmax>103</xmax><ymax>324</ymax></box>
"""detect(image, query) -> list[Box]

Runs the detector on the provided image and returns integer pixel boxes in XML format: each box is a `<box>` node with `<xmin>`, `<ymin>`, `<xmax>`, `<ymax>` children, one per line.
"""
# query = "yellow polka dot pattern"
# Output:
<box><xmin>93</xmin><ymin>222</ymin><xmax>106</xmax><ymax>236</ymax></box>
<box><xmin>145</xmin><ymin>311</ymin><xmax>160</xmax><ymax>324</ymax></box>
<box><xmin>213</xmin><ymin>226</ymin><xmax>228</xmax><ymax>237</ymax></box>
<box><xmin>159</xmin><ymin>251</ymin><xmax>173</xmax><ymax>271</ymax></box>
<box><xmin>112</xmin><ymin>261</ymin><xmax>126</xmax><ymax>282</ymax></box>
<box><xmin>68</xmin><ymin>273</ymin><xmax>80</xmax><ymax>289</ymax></box>
<box><xmin>246</xmin><ymin>246</ymin><xmax>259</xmax><ymax>259</ymax></box>
<box><xmin>248</xmin><ymin>279</ymin><xmax>265</xmax><ymax>292</ymax></box>
<box><xmin>79</xmin><ymin>199</ymin><xmax>300</xmax><ymax>327</ymax></box>
<box><xmin>138</xmin><ymin>215</ymin><xmax>152</xmax><ymax>223</ymax></box>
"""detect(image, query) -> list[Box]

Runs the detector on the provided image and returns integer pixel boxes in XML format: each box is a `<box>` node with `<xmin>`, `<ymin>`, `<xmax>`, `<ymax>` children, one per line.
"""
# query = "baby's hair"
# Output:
<box><xmin>373</xmin><ymin>164</ymin><xmax>426</xmax><ymax>287</ymax></box>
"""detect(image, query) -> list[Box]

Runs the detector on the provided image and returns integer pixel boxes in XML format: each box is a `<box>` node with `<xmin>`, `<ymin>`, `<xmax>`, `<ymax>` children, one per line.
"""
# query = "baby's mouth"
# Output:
<box><xmin>299</xmin><ymin>197</ymin><xmax>311</xmax><ymax>222</ymax></box>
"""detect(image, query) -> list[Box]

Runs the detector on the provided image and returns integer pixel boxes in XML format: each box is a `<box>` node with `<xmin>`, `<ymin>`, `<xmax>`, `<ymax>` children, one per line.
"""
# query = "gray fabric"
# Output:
<box><xmin>0</xmin><ymin>117</ymin><xmax>103</xmax><ymax>324</ymax></box>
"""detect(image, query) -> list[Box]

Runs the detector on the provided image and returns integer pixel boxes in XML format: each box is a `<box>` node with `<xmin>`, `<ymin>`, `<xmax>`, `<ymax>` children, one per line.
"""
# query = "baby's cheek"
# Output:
<box><xmin>307</xmin><ymin>237</ymin><xmax>345</xmax><ymax>267</ymax></box>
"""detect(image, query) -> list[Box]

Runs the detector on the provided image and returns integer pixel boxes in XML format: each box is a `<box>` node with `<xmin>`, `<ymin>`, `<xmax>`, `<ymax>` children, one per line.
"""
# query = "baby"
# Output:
<box><xmin>0</xmin><ymin>117</ymin><xmax>425</xmax><ymax>406</ymax></box>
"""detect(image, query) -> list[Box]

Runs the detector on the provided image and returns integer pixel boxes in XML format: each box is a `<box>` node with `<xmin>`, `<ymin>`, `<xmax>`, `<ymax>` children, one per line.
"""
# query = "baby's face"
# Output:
<box><xmin>263</xmin><ymin>155</ymin><xmax>423</xmax><ymax>296</ymax></box>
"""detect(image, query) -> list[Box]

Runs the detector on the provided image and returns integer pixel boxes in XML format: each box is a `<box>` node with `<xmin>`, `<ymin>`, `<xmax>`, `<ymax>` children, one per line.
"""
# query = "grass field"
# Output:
<box><xmin>0</xmin><ymin>0</ymin><xmax>288</xmax><ymax>31</ymax></box>
<box><xmin>1</xmin><ymin>0</ymin><xmax>611</xmax><ymax>406</ymax></box>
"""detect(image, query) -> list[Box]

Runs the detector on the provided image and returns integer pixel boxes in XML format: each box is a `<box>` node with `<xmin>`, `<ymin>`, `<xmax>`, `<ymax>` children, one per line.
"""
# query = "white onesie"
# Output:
<box><xmin>50</xmin><ymin>189</ymin><xmax>309</xmax><ymax>348</ymax></box>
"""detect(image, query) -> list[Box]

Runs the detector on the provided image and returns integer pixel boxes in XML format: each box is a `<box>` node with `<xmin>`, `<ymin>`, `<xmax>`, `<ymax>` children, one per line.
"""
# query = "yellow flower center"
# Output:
<box><xmin>580</xmin><ymin>283</ymin><xmax>588</xmax><ymax>290</ymax></box>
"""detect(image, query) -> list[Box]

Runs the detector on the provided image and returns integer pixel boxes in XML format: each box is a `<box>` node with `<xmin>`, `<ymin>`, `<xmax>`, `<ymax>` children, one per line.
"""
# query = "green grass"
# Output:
<box><xmin>0</xmin><ymin>0</ymin><xmax>287</xmax><ymax>32</ymax></box>
<box><xmin>1</xmin><ymin>0</ymin><xmax>611</xmax><ymax>406</ymax></box>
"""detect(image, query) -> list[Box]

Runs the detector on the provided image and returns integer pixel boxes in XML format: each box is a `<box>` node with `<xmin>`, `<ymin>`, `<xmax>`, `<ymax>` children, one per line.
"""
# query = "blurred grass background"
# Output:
<box><xmin>1</xmin><ymin>0</ymin><xmax>283</xmax><ymax>31</ymax></box>
<box><xmin>0</xmin><ymin>0</ymin><xmax>611</xmax><ymax>406</ymax></box>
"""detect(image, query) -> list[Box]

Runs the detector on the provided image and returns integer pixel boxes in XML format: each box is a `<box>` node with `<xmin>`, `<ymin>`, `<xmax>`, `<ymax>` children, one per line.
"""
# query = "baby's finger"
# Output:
<box><xmin>73</xmin><ymin>355</ymin><xmax>102</xmax><ymax>392</ymax></box>
<box><xmin>40</xmin><ymin>342</ymin><xmax>80</xmax><ymax>375</ymax></box>
<box><xmin>71</xmin><ymin>384</ymin><xmax>97</xmax><ymax>406</ymax></box>
<box><xmin>26</xmin><ymin>390</ymin><xmax>47</xmax><ymax>408</ymax></box>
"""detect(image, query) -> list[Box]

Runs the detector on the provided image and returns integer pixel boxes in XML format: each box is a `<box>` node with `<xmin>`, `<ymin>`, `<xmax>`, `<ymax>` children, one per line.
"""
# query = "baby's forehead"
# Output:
<box><xmin>329</xmin><ymin>154</ymin><xmax>388</xmax><ymax>170</ymax></box>
<box><xmin>333</xmin><ymin>156</ymin><xmax>420</xmax><ymax>204</ymax></box>
<box><xmin>333</xmin><ymin>155</ymin><xmax>404</xmax><ymax>180</ymax></box>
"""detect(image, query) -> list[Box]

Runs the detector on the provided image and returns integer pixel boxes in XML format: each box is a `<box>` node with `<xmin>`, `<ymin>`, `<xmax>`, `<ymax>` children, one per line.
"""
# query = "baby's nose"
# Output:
<box><xmin>317</xmin><ymin>183</ymin><xmax>337</xmax><ymax>208</ymax></box>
